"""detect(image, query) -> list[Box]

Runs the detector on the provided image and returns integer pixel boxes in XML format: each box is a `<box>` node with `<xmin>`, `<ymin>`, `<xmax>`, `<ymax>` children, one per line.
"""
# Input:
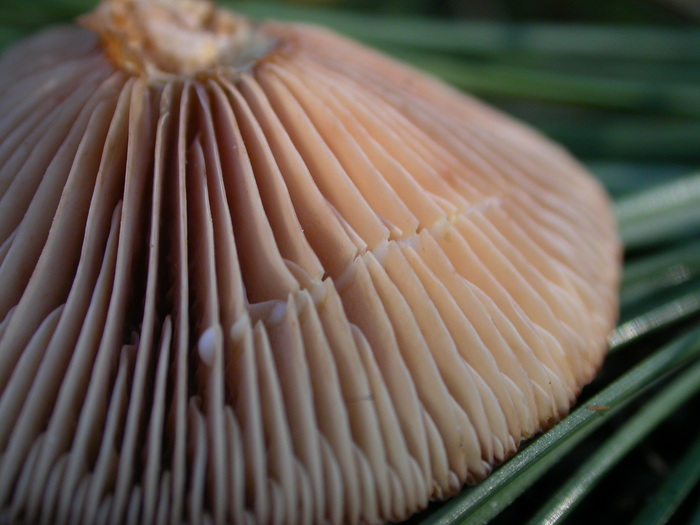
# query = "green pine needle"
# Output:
<box><xmin>616</xmin><ymin>173</ymin><xmax>700</xmax><ymax>249</ymax></box>
<box><xmin>525</xmin><ymin>356</ymin><xmax>700</xmax><ymax>524</ymax></box>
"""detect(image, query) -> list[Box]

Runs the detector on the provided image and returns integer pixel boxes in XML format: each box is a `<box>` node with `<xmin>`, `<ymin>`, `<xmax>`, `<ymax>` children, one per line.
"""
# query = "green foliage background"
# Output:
<box><xmin>1</xmin><ymin>1</ymin><xmax>699</xmax><ymax>523</ymax></box>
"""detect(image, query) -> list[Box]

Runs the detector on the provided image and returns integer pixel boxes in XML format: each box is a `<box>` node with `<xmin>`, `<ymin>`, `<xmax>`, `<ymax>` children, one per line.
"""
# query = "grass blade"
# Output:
<box><xmin>610</xmin><ymin>291</ymin><xmax>700</xmax><ymax>351</ymax></box>
<box><xmin>616</xmin><ymin>173</ymin><xmax>700</xmax><ymax>249</ymax></box>
<box><xmin>621</xmin><ymin>239</ymin><xmax>700</xmax><ymax>308</ymax></box>
<box><xmin>526</xmin><ymin>358</ymin><xmax>700</xmax><ymax>524</ymax></box>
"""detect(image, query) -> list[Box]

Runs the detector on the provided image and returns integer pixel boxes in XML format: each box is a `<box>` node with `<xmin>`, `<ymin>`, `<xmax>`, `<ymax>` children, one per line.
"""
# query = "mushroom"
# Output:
<box><xmin>0</xmin><ymin>0</ymin><xmax>620</xmax><ymax>524</ymax></box>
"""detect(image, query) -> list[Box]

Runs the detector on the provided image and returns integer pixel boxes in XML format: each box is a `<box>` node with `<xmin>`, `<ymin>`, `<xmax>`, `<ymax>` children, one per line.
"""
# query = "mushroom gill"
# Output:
<box><xmin>0</xmin><ymin>1</ymin><xmax>620</xmax><ymax>524</ymax></box>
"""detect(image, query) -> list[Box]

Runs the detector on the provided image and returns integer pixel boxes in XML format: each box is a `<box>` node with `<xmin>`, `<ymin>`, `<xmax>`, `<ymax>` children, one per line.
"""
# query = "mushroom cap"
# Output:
<box><xmin>0</xmin><ymin>1</ymin><xmax>620</xmax><ymax>524</ymax></box>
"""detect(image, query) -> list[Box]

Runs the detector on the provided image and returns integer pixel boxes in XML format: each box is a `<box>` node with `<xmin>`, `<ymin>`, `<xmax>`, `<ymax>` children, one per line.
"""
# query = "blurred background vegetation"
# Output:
<box><xmin>1</xmin><ymin>1</ymin><xmax>700</xmax><ymax>524</ymax></box>
<box><xmin>255</xmin><ymin>0</ymin><xmax>700</xmax><ymax>22</ymax></box>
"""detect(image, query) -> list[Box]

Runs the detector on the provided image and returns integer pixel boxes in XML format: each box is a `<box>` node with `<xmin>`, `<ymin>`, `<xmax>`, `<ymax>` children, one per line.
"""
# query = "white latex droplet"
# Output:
<box><xmin>198</xmin><ymin>325</ymin><xmax>218</xmax><ymax>367</ymax></box>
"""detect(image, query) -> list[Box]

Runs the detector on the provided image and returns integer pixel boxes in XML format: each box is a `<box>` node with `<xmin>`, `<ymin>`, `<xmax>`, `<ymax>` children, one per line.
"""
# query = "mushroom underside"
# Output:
<box><xmin>0</xmin><ymin>16</ymin><xmax>618</xmax><ymax>525</ymax></box>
